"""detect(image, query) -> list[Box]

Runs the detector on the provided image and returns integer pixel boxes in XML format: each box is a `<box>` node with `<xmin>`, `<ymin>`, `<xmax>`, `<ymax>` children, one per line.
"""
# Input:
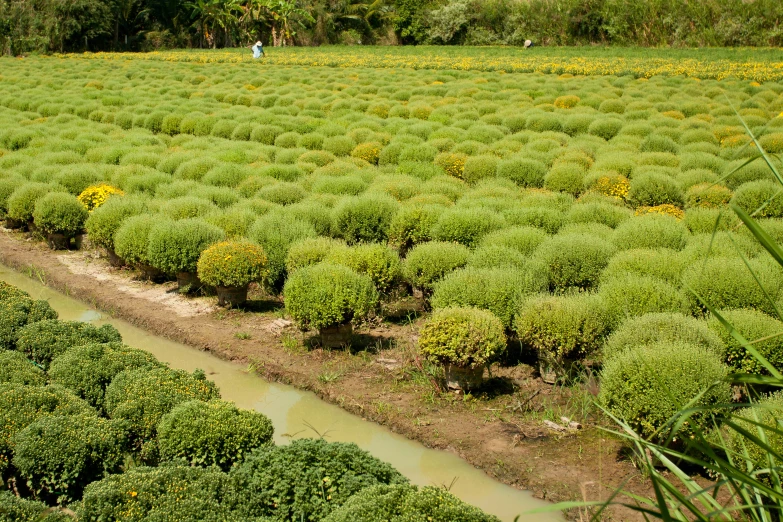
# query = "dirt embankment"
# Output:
<box><xmin>0</xmin><ymin>230</ymin><xmax>649</xmax><ymax>520</ymax></box>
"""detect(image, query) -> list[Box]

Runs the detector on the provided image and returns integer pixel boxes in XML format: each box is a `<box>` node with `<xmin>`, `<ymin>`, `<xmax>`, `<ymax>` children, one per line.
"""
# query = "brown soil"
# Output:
<box><xmin>0</xmin><ymin>230</ymin><xmax>651</xmax><ymax>520</ymax></box>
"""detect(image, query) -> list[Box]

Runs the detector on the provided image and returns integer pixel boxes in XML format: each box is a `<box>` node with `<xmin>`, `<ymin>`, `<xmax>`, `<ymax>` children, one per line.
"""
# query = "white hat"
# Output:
<box><xmin>256</xmin><ymin>41</ymin><xmax>262</xmax><ymax>46</ymax></box>
<box><xmin>524</xmin><ymin>40</ymin><xmax>532</xmax><ymax>48</ymax></box>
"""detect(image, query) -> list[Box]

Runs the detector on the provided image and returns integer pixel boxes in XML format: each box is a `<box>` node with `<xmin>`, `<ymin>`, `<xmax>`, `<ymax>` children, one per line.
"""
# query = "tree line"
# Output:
<box><xmin>1</xmin><ymin>0</ymin><xmax>782</xmax><ymax>55</ymax></box>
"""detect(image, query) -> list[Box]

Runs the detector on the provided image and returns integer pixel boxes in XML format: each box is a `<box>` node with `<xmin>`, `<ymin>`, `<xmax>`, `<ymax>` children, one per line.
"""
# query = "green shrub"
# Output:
<box><xmin>640</xmin><ymin>134</ymin><xmax>680</xmax><ymax>154</ymax></box>
<box><xmin>257</xmin><ymin>182</ymin><xmax>307</xmax><ymax>206</ymax></box>
<box><xmin>160</xmin><ymin>195</ymin><xmax>218</xmax><ymax>220</ymax></box>
<box><xmin>731</xmin><ymin>180</ymin><xmax>783</xmax><ymax>218</ymax></box>
<box><xmin>599</xmin><ymin>274</ymin><xmax>688</xmax><ymax>322</ymax></box>
<box><xmin>12</xmin><ymin>413</ymin><xmax>125</xmax><ymax>503</ymax></box>
<box><xmin>174</xmin><ymin>157</ymin><xmax>218</xmax><ymax>181</ymax></box>
<box><xmin>627</xmin><ymin>172</ymin><xmax>684</xmax><ymax>208</ymax></box>
<box><xmin>680</xmin><ymin>231</ymin><xmax>761</xmax><ymax>262</ymax></box>
<box><xmin>601</xmin><ymin>248</ymin><xmax>684</xmax><ymax>285</ymax></box>
<box><xmin>388</xmin><ymin>205</ymin><xmax>444</xmax><ymax>253</ymax></box>
<box><xmin>430</xmin><ymin>267</ymin><xmax>545</xmax><ymax>328</ymax></box>
<box><xmin>503</xmin><ymin>206</ymin><xmax>564</xmax><ymax>234</ymax></box>
<box><xmin>284</xmin><ymin>263</ymin><xmax>378</xmax><ymax>330</ymax></box>
<box><xmin>401</xmin><ymin>241</ymin><xmax>471</xmax><ymax>293</ymax></box>
<box><xmin>0</xmin><ymin>384</ymin><xmax>95</xmax><ymax>468</ymax></box>
<box><xmin>599</xmin><ymin>342</ymin><xmax>731</xmax><ymax>444</ymax></box>
<box><xmin>148</xmin><ymin>218</ymin><xmax>225</xmax><ymax>275</ymax></box>
<box><xmin>543</xmin><ymin>164</ymin><xmax>586</xmax><ymax>196</ymax></box>
<box><xmin>478</xmin><ymin>226</ymin><xmax>547</xmax><ymax>256</ymax></box>
<box><xmin>0</xmin><ymin>281</ymin><xmax>28</xmax><ymax>301</ymax></box>
<box><xmin>603</xmin><ymin>312</ymin><xmax>724</xmax><ymax>361</ymax></box>
<box><xmin>251</xmin><ymin>124</ymin><xmax>284</xmax><ymax>144</ymax></box>
<box><xmin>431</xmin><ymin>208</ymin><xmax>505</xmax><ymax>248</ymax></box>
<box><xmin>249</xmin><ymin>212</ymin><xmax>316</xmax><ymax>290</ymax></box>
<box><xmin>7</xmin><ymin>182</ymin><xmax>55</xmax><ymax>224</ymax></box>
<box><xmin>331</xmin><ymin>194</ymin><xmax>399</xmax><ymax>244</ymax></box>
<box><xmin>496</xmin><ymin>157</ymin><xmax>547</xmax><ymax>187</ymax></box>
<box><xmin>682</xmin><ymin>207</ymin><xmax>737</xmax><ymax>234</ymax></box>
<box><xmin>157</xmin><ymin>400</ymin><xmax>273</xmax><ymax>471</ymax></box>
<box><xmin>32</xmin><ymin>192</ymin><xmax>88</xmax><ymax>236</ymax></box>
<box><xmin>326</xmin><ymin>243</ymin><xmax>402</xmax><ymax>294</ymax></box>
<box><xmin>611</xmin><ymin>213</ymin><xmax>688</xmax><ymax>250</ymax></box>
<box><xmin>197</xmin><ymin>240</ymin><xmax>268</xmax><ymax>289</ymax></box>
<box><xmin>461</xmin><ymin>155</ymin><xmax>498</xmax><ymax>184</ymax></box>
<box><xmin>202</xmin><ymin>164</ymin><xmax>251</xmax><ymax>188</ymax></box>
<box><xmin>682</xmin><ymin>257</ymin><xmax>783</xmax><ymax>316</ymax></box>
<box><xmin>16</xmin><ymin>319</ymin><xmax>122</xmax><ymax>370</ymax></box>
<box><xmin>685</xmin><ymin>183</ymin><xmax>733</xmax><ymax>209</ymax></box>
<box><xmin>104</xmin><ymin>367</ymin><xmax>220</xmax><ymax>443</ymax></box>
<box><xmin>565</xmin><ymin>202</ymin><xmax>631</xmax><ymax>228</ymax></box>
<box><xmin>114</xmin><ymin>214</ymin><xmax>169</xmax><ymax>267</ymax></box>
<box><xmin>468</xmin><ymin>245</ymin><xmax>527</xmax><ymax>270</ymax></box>
<box><xmin>81</xmin><ymin>465</ymin><xmax>233</xmax><ymax>522</ymax></box>
<box><xmin>311</xmin><ymin>175</ymin><xmax>367</xmax><ymax>196</ymax></box>
<box><xmin>588</xmin><ymin>118</ymin><xmax>624</xmax><ymax>140</ymax></box>
<box><xmin>48</xmin><ymin>342</ymin><xmax>161</xmax><ymax>411</ymax></box>
<box><xmin>324</xmin><ymin>484</ymin><xmax>499</xmax><ymax>522</ymax></box>
<box><xmin>0</xmin><ymin>296</ymin><xmax>58</xmax><ymax>351</ymax></box>
<box><xmin>85</xmin><ymin>195</ymin><xmax>147</xmax><ymax>251</ymax></box>
<box><xmin>419</xmin><ymin>307</ymin><xmax>505</xmax><ymax>369</ymax></box>
<box><xmin>724</xmin><ymin>160</ymin><xmax>776</xmax><ymax>190</ymax></box>
<box><xmin>532</xmin><ymin>233</ymin><xmax>615</xmax><ymax>291</ymax></box>
<box><xmin>0</xmin><ymin>176</ymin><xmax>26</xmax><ymax>216</ymax></box>
<box><xmin>0</xmin><ymin>350</ymin><xmax>46</xmax><ymax>386</ymax></box>
<box><xmin>229</xmin><ymin>438</ymin><xmax>406</xmax><ymax>521</ymax></box>
<box><xmin>515</xmin><ymin>293</ymin><xmax>612</xmax><ymax>362</ymax></box>
<box><xmin>323</xmin><ymin>135</ymin><xmax>355</xmax><ymax>156</ymax></box>
<box><xmin>0</xmin><ymin>490</ymin><xmax>71</xmax><ymax>522</ymax></box>
<box><xmin>286</xmin><ymin>237</ymin><xmax>348</xmax><ymax>273</ymax></box>
<box><xmin>708</xmin><ymin>309</ymin><xmax>783</xmax><ymax>376</ymax></box>
<box><xmin>725</xmin><ymin>392</ymin><xmax>783</xmax><ymax>478</ymax></box>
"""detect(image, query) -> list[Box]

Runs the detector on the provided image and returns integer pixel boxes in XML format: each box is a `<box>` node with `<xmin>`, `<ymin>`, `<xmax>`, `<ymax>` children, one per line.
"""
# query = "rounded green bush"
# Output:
<box><xmin>85</xmin><ymin>195</ymin><xmax>147</xmax><ymax>251</ymax></box>
<box><xmin>431</xmin><ymin>208</ymin><xmax>506</xmax><ymax>248</ymax></box>
<box><xmin>640</xmin><ymin>134</ymin><xmax>680</xmax><ymax>154</ymax></box>
<box><xmin>104</xmin><ymin>367</ymin><xmax>220</xmax><ymax>442</ymax></box>
<box><xmin>611</xmin><ymin>213</ymin><xmax>688</xmax><ymax>251</ymax></box>
<box><xmin>323</xmin><ymin>484</ymin><xmax>499</xmax><ymax>522</ymax></box>
<box><xmin>478</xmin><ymin>226</ymin><xmax>547</xmax><ymax>256</ymax></box>
<box><xmin>515</xmin><ymin>292</ymin><xmax>612</xmax><ymax>363</ymax></box>
<box><xmin>286</xmin><ymin>237</ymin><xmax>348</xmax><ymax>273</ymax></box>
<box><xmin>685</xmin><ymin>183</ymin><xmax>732</xmax><ymax>209</ymax></box>
<box><xmin>0</xmin><ymin>490</ymin><xmax>70</xmax><ymax>522</ymax></box>
<box><xmin>114</xmin><ymin>214</ymin><xmax>169</xmax><ymax>267</ymax></box>
<box><xmin>331</xmin><ymin>194</ymin><xmax>399</xmax><ymax>244</ymax></box>
<box><xmin>80</xmin><ymin>465</ymin><xmax>233</xmax><ymax>522</ymax></box>
<box><xmin>257</xmin><ymin>182</ymin><xmax>307</xmax><ymax>206</ymax></box>
<box><xmin>627</xmin><ymin>172</ymin><xmax>684</xmax><ymax>208</ymax></box>
<box><xmin>7</xmin><ymin>182</ymin><xmax>55</xmax><ymax>224</ymax></box>
<box><xmin>725</xmin><ymin>392</ymin><xmax>783</xmax><ymax>478</ymax></box>
<box><xmin>16</xmin><ymin>319</ymin><xmax>122</xmax><ymax>370</ymax></box>
<box><xmin>325</xmin><ymin>243</ymin><xmax>402</xmax><ymax>294</ymax></box>
<box><xmin>724</xmin><ymin>160</ymin><xmax>776</xmax><ymax>190</ymax></box>
<box><xmin>430</xmin><ymin>267</ymin><xmax>546</xmax><ymax>328</ymax></box>
<box><xmin>708</xmin><ymin>309</ymin><xmax>783</xmax><ymax>375</ymax></box>
<box><xmin>0</xmin><ymin>350</ymin><xmax>47</xmax><ymax>386</ymax></box>
<box><xmin>461</xmin><ymin>155</ymin><xmax>498</xmax><ymax>184</ymax></box>
<box><xmin>601</xmin><ymin>248</ymin><xmax>684</xmax><ymax>285</ymax></box>
<box><xmin>323</xmin><ymin>135</ymin><xmax>356</xmax><ymax>157</ymax></box>
<box><xmin>599</xmin><ymin>342</ymin><xmax>731</xmax><ymax>444</ymax></box>
<box><xmin>387</xmin><ymin>205</ymin><xmax>444</xmax><ymax>253</ymax></box>
<box><xmin>311</xmin><ymin>175</ymin><xmax>367</xmax><ymax>196</ymax></box>
<box><xmin>284</xmin><ymin>263</ymin><xmax>378</xmax><ymax>330</ymax></box>
<box><xmin>197</xmin><ymin>240</ymin><xmax>268</xmax><ymax>288</ymax></box>
<box><xmin>419</xmin><ymin>307</ymin><xmax>505</xmax><ymax>369</ymax></box>
<box><xmin>230</xmin><ymin>438</ymin><xmax>406</xmax><ymax>521</ymax></box>
<box><xmin>604</xmin><ymin>312</ymin><xmax>724</xmax><ymax>362</ymax></box>
<box><xmin>0</xmin><ymin>296</ymin><xmax>58</xmax><ymax>351</ymax></box>
<box><xmin>682</xmin><ymin>207</ymin><xmax>737</xmax><ymax>234</ymax></box>
<box><xmin>174</xmin><ymin>157</ymin><xmax>219</xmax><ymax>181</ymax></box>
<box><xmin>543</xmin><ymin>164</ymin><xmax>586</xmax><ymax>196</ymax></box>
<box><xmin>682</xmin><ymin>257</ymin><xmax>783</xmax><ymax>316</ymax></box>
<box><xmin>12</xmin><ymin>413</ymin><xmax>125</xmax><ymax>504</ymax></box>
<box><xmin>503</xmin><ymin>206</ymin><xmax>564</xmax><ymax>234</ymax></box>
<box><xmin>0</xmin><ymin>176</ymin><xmax>26</xmax><ymax>216</ymax></box>
<box><xmin>565</xmin><ymin>202</ymin><xmax>631</xmax><ymax>228</ymax></box>
<box><xmin>202</xmin><ymin>164</ymin><xmax>251</xmax><ymax>188</ymax></box>
<box><xmin>680</xmin><ymin>231</ymin><xmax>761</xmax><ymax>262</ymax></box>
<box><xmin>249</xmin><ymin>212</ymin><xmax>316</xmax><ymax>290</ymax></box>
<box><xmin>157</xmin><ymin>399</ymin><xmax>273</xmax><ymax>471</ymax></box>
<box><xmin>32</xmin><ymin>192</ymin><xmax>88</xmax><ymax>236</ymax></box>
<box><xmin>148</xmin><ymin>218</ymin><xmax>226</xmax><ymax>275</ymax></box>
<box><xmin>48</xmin><ymin>342</ymin><xmax>161</xmax><ymax>411</ymax></box>
<box><xmin>599</xmin><ymin>273</ymin><xmax>688</xmax><ymax>322</ymax></box>
<box><xmin>588</xmin><ymin>118</ymin><xmax>624</xmax><ymax>140</ymax></box>
<box><xmin>496</xmin><ymin>157</ymin><xmax>547</xmax><ymax>187</ymax></box>
<box><xmin>468</xmin><ymin>245</ymin><xmax>527</xmax><ymax>270</ymax></box>
<box><xmin>401</xmin><ymin>241</ymin><xmax>471</xmax><ymax>293</ymax></box>
<box><xmin>532</xmin><ymin>233</ymin><xmax>616</xmax><ymax>291</ymax></box>
<box><xmin>160</xmin><ymin>196</ymin><xmax>218</xmax><ymax>220</ymax></box>
<box><xmin>731</xmin><ymin>180</ymin><xmax>783</xmax><ymax>218</ymax></box>
<box><xmin>0</xmin><ymin>384</ymin><xmax>95</xmax><ymax>468</ymax></box>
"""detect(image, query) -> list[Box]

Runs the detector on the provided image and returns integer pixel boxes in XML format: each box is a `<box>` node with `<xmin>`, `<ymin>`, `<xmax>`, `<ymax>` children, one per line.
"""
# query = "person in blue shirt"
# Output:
<box><xmin>252</xmin><ymin>41</ymin><xmax>265</xmax><ymax>59</ymax></box>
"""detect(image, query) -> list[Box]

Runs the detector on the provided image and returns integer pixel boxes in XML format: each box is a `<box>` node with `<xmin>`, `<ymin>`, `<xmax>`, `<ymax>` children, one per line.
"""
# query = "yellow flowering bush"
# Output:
<box><xmin>434</xmin><ymin>152</ymin><xmax>467</xmax><ymax>178</ymax></box>
<box><xmin>77</xmin><ymin>184</ymin><xmax>124</xmax><ymax>211</ymax></box>
<box><xmin>554</xmin><ymin>95</ymin><xmax>580</xmax><ymax>109</ymax></box>
<box><xmin>661</xmin><ymin>110</ymin><xmax>685</xmax><ymax>120</ymax></box>
<box><xmin>592</xmin><ymin>174</ymin><xmax>630</xmax><ymax>200</ymax></box>
<box><xmin>197</xmin><ymin>240</ymin><xmax>268</xmax><ymax>289</ymax></box>
<box><xmin>350</xmin><ymin>142</ymin><xmax>382</xmax><ymax>165</ymax></box>
<box><xmin>635</xmin><ymin>204</ymin><xmax>685</xmax><ymax>220</ymax></box>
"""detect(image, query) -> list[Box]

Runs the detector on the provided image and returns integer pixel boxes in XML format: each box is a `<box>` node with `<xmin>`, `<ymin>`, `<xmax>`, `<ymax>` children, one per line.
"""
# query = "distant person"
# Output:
<box><xmin>524</xmin><ymin>40</ymin><xmax>535</xmax><ymax>49</ymax></box>
<box><xmin>252</xmin><ymin>41</ymin><xmax>265</xmax><ymax>59</ymax></box>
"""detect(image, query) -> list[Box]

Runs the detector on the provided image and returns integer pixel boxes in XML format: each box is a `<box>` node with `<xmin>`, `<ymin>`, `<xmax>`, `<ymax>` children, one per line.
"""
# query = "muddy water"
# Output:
<box><xmin>0</xmin><ymin>265</ymin><xmax>561</xmax><ymax>522</ymax></box>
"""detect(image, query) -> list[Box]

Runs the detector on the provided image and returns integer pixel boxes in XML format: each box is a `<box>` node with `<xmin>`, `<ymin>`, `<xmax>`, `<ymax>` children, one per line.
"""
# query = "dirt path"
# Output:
<box><xmin>0</xmin><ymin>230</ymin><xmax>649</xmax><ymax>520</ymax></box>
